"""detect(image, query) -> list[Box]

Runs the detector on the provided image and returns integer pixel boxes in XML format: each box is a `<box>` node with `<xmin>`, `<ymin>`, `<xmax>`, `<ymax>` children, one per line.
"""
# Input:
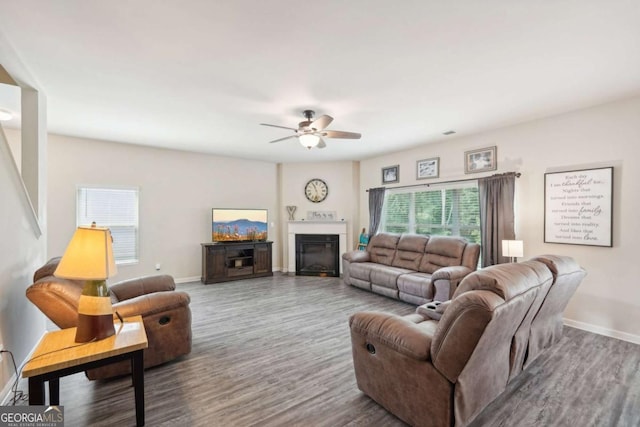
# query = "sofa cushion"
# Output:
<box><xmin>419</xmin><ymin>236</ymin><xmax>468</xmax><ymax>274</ymax></box>
<box><xmin>391</xmin><ymin>234</ymin><xmax>428</xmax><ymax>270</ymax></box>
<box><xmin>397</xmin><ymin>272</ymin><xmax>434</xmax><ymax>299</ymax></box>
<box><xmin>368</xmin><ymin>233</ymin><xmax>400</xmax><ymax>265</ymax></box>
<box><xmin>349</xmin><ymin>277</ymin><xmax>372</xmax><ymax>291</ymax></box>
<box><xmin>369</xmin><ymin>264</ymin><xmax>414</xmax><ymax>289</ymax></box>
<box><xmin>349</xmin><ymin>262</ymin><xmax>376</xmax><ymax>282</ymax></box>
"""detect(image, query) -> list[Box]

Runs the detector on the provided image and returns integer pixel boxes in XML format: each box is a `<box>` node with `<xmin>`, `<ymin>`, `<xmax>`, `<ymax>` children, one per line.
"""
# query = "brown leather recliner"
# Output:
<box><xmin>26</xmin><ymin>258</ymin><xmax>192</xmax><ymax>380</ymax></box>
<box><xmin>349</xmin><ymin>255</ymin><xmax>586</xmax><ymax>427</ymax></box>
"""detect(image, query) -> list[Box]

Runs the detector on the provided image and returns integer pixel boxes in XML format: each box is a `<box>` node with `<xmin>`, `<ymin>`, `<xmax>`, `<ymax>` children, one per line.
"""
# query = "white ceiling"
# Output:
<box><xmin>1</xmin><ymin>1</ymin><xmax>639</xmax><ymax>163</ymax></box>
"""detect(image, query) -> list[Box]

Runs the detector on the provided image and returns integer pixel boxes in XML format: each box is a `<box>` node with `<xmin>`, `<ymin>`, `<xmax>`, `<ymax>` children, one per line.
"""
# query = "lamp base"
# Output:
<box><xmin>75</xmin><ymin>280</ymin><xmax>116</xmax><ymax>343</ymax></box>
<box><xmin>75</xmin><ymin>313</ymin><xmax>116</xmax><ymax>343</ymax></box>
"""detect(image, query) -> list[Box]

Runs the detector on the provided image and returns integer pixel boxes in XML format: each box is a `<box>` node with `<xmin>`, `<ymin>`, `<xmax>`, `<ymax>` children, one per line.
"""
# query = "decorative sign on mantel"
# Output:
<box><xmin>544</xmin><ymin>167</ymin><xmax>613</xmax><ymax>247</ymax></box>
<box><xmin>307</xmin><ymin>211</ymin><xmax>337</xmax><ymax>221</ymax></box>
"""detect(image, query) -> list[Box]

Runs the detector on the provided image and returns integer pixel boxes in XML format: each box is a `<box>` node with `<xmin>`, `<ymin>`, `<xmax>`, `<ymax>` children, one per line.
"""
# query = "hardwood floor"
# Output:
<box><xmin>13</xmin><ymin>274</ymin><xmax>640</xmax><ymax>426</ymax></box>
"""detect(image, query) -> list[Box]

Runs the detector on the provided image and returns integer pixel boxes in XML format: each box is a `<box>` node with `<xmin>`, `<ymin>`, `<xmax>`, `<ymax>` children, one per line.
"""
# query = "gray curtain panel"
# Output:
<box><xmin>478</xmin><ymin>173</ymin><xmax>516</xmax><ymax>266</ymax></box>
<box><xmin>368</xmin><ymin>187</ymin><xmax>386</xmax><ymax>238</ymax></box>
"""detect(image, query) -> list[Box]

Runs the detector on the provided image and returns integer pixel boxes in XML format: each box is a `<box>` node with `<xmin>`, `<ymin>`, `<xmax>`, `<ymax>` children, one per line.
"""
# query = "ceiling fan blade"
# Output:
<box><xmin>317</xmin><ymin>137</ymin><xmax>327</xmax><ymax>149</ymax></box>
<box><xmin>322</xmin><ymin>130</ymin><xmax>361</xmax><ymax>139</ymax></box>
<box><xmin>310</xmin><ymin>115</ymin><xmax>333</xmax><ymax>131</ymax></box>
<box><xmin>268</xmin><ymin>135</ymin><xmax>298</xmax><ymax>144</ymax></box>
<box><xmin>260</xmin><ymin>123</ymin><xmax>299</xmax><ymax>131</ymax></box>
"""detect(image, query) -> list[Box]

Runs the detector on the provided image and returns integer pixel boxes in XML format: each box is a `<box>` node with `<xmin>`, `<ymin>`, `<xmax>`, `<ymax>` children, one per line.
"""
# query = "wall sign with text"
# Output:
<box><xmin>544</xmin><ymin>167</ymin><xmax>613</xmax><ymax>247</ymax></box>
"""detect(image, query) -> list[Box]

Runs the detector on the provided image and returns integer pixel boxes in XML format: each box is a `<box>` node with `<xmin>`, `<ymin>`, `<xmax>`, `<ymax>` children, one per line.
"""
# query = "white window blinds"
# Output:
<box><xmin>381</xmin><ymin>182</ymin><xmax>481</xmax><ymax>244</ymax></box>
<box><xmin>77</xmin><ymin>187</ymin><xmax>139</xmax><ymax>264</ymax></box>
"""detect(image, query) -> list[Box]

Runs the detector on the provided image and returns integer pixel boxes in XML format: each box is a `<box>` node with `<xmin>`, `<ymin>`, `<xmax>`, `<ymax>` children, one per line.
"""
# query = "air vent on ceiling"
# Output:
<box><xmin>443</xmin><ymin>130</ymin><xmax>456</xmax><ymax>135</ymax></box>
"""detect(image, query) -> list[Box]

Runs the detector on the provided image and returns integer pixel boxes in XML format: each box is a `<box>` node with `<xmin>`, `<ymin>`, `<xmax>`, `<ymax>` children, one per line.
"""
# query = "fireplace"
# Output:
<box><xmin>295</xmin><ymin>234</ymin><xmax>340</xmax><ymax>277</ymax></box>
<box><xmin>286</xmin><ymin>221</ymin><xmax>348</xmax><ymax>274</ymax></box>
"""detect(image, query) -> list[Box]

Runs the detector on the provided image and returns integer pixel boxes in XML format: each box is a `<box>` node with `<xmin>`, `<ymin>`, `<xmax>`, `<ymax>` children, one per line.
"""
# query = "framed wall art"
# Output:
<box><xmin>382</xmin><ymin>165</ymin><xmax>399</xmax><ymax>184</ymax></box>
<box><xmin>465</xmin><ymin>146</ymin><xmax>497</xmax><ymax>174</ymax></box>
<box><xmin>416</xmin><ymin>157</ymin><xmax>439</xmax><ymax>179</ymax></box>
<box><xmin>544</xmin><ymin>166</ymin><xmax>613</xmax><ymax>247</ymax></box>
<box><xmin>306</xmin><ymin>211</ymin><xmax>337</xmax><ymax>221</ymax></box>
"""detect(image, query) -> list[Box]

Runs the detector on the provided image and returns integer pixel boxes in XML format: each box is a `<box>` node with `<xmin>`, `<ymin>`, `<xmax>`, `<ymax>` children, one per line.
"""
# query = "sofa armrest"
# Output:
<box><xmin>416</xmin><ymin>300</ymin><xmax>451</xmax><ymax>321</ymax></box>
<box><xmin>109</xmin><ymin>275</ymin><xmax>176</xmax><ymax>302</ymax></box>
<box><xmin>432</xmin><ymin>266</ymin><xmax>473</xmax><ymax>282</ymax></box>
<box><xmin>342</xmin><ymin>250</ymin><xmax>371</xmax><ymax>263</ymax></box>
<box><xmin>112</xmin><ymin>291</ymin><xmax>190</xmax><ymax>319</ymax></box>
<box><xmin>431</xmin><ymin>266</ymin><xmax>474</xmax><ymax>301</ymax></box>
<box><xmin>349</xmin><ymin>311</ymin><xmax>433</xmax><ymax>360</ymax></box>
<box><xmin>33</xmin><ymin>257</ymin><xmax>62</xmax><ymax>282</ymax></box>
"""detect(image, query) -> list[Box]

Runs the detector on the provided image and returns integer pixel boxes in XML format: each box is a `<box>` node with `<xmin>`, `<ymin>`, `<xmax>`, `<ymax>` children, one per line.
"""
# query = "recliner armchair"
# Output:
<box><xmin>27</xmin><ymin>257</ymin><xmax>192</xmax><ymax>380</ymax></box>
<box><xmin>349</xmin><ymin>255</ymin><xmax>586</xmax><ymax>427</ymax></box>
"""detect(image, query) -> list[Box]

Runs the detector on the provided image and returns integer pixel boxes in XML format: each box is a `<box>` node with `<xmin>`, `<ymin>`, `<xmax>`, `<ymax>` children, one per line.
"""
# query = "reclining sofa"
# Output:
<box><xmin>27</xmin><ymin>257</ymin><xmax>193</xmax><ymax>380</ymax></box>
<box><xmin>342</xmin><ymin>233</ymin><xmax>480</xmax><ymax>305</ymax></box>
<box><xmin>349</xmin><ymin>255</ymin><xmax>586</xmax><ymax>427</ymax></box>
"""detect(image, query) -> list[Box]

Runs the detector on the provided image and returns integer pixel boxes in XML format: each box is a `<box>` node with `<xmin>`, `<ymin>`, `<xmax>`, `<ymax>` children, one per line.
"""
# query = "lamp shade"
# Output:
<box><xmin>299</xmin><ymin>133</ymin><xmax>320</xmax><ymax>149</ymax></box>
<box><xmin>502</xmin><ymin>240</ymin><xmax>524</xmax><ymax>258</ymax></box>
<box><xmin>55</xmin><ymin>225</ymin><xmax>117</xmax><ymax>342</ymax></box>
<box><xmin>54</xmin><ymin>226</ymin><xmax>117</xmax><ymax>280</ymax></box>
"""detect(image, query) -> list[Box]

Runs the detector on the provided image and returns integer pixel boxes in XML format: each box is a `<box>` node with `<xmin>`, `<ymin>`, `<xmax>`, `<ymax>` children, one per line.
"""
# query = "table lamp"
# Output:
<box><xmin>502</xmin><ymin>239</ymin><xmax>524</xmax><ymax>263</ymax></box>
<box><xmin>54</xmin><ymin>224</ymin><xmax>117</xmax><ymax>343</ymax></box>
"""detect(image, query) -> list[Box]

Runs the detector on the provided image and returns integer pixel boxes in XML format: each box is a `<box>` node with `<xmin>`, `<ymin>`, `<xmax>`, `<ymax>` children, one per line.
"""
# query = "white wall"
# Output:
<box><xmin>360</xmin><ymin>95</ymin><xmax>640</xmax><ymax>341</ymax></box>
<box><xmin>0</xmin><ymin>44</ymin><xmax>47</xmax><ymax>400</ymax></box>
<box><xmin>279</xmin><ymin>161</ymin><xmax>360</xmax><ymax>269</ymax></box>
<box><xmin>3</xmin><ymin>127</ymin><xmax>21</xmax><ymax>173</ymax></box>
<box><xmin>48</xmin><ymin>134</ymin><xmax>280</xmax><ymax>281</ymax></box>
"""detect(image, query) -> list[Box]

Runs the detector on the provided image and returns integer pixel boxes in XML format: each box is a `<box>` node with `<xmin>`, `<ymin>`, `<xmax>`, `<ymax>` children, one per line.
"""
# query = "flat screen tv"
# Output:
<box><xmin>212</xmin><ymin>208</ymin><xmax>268</xmax><ymax>242</ymax></box>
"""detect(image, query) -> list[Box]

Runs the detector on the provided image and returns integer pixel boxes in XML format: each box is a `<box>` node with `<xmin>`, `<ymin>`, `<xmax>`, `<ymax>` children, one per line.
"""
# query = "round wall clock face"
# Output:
<box><xmin>304</xmin><ymin>178</ymin><xmax>328</xmax><ymax>203</ymax></box>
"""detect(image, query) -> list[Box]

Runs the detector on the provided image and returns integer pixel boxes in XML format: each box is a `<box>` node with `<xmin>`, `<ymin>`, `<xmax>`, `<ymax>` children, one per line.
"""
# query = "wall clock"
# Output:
<box><xmin>304</xmin><ymin>178</ymin><xmax>328</xmax><ymax>203</ymax></box>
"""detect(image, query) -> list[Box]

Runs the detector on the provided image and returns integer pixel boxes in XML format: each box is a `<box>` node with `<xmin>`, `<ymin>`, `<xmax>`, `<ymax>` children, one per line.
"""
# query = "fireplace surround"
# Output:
<box><xmin>286</xmin><ymin>221</ymin><xmax>348</xmax><ymax>274</ymax></box>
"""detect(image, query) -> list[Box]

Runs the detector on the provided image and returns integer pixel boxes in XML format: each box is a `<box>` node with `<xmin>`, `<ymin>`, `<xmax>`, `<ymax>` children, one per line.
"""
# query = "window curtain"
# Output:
<box><xmin>478</xmin><ymin>173</ymin><xmax>516</xmax><ymax>267</ymax></box>
<box><xmin>368</xmin><ymin>187</ymin><xmax>386</xmax><ymax>238</ymax></box>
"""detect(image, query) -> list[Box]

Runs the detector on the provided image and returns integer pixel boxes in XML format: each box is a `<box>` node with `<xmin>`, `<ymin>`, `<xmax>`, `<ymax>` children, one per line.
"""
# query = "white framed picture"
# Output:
<box><xmin>544</xmin><ymin>167</ymin><xmax>613</xmax><ymax>247</ymax></box>
<box><xmin>416</xmin><ymin>157</ymin><xmax>439</xmax><ymax>179</ymax></box>
<box><xmin>465</xmin><ymin>146</ymin><xmax>497</xmax><ymax>174</ymax></box>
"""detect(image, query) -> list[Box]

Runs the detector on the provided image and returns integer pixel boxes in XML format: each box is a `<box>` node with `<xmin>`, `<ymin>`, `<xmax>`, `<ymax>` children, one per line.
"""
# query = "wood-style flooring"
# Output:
<box><xmin>12</xmin><ymin>274</ymin><xmax>640</xmax><ymax>426</ymax></box>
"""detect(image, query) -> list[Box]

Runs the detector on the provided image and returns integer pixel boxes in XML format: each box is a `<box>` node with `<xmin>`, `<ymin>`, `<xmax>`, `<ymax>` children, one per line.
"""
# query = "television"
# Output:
<box><xmin>212</xmin><ymin>208</ymin><xmax>268</xmax><ymax>242</ymax></box>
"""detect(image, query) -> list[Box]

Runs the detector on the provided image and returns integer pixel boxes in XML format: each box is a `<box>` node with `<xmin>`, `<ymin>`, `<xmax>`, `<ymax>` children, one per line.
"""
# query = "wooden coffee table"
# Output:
<box><xmin>22</xmin><ymin>315</ymin><xmax>148</xmax><ymax>426</ymax></box>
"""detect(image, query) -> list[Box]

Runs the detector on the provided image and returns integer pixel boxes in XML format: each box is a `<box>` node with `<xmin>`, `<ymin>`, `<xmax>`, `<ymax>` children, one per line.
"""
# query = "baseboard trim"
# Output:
<box><xmin>175</xmin><ymin>268</ymin><xmax>283</xmax><ymax>285</ymax></box>
<box><xmin>0</xmin><ymin>371</ymin><xmax>18</xmax><ymax>406</ymax></box>
<box><xmin>564</xmin><ymin>318</ymin><xmax>640</xmax><ymax>345</ymax></box>
<box><xmin>0</xmin><ymin>330</ymin><xmax>46</xmax><ymax>405</ymax></box>
<box><xmin>174</xmin><ymin>276</ymin><xmax>200</xmax><ymax>284</ymax></box>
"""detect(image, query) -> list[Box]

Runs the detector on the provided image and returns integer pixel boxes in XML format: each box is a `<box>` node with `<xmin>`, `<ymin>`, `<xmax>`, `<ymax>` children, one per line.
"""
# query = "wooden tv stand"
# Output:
<box><xmin>201</xmin><ymin>241</ymin><xmax>273</xmax><ymax>284</ymax></box>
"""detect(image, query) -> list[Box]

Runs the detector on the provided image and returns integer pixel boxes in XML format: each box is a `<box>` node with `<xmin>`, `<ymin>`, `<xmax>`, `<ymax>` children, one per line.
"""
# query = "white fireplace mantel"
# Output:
<box><xmin>287</xmin><ymin>221</ymin><xmax>348</xmax><ymax>274</ymax></box>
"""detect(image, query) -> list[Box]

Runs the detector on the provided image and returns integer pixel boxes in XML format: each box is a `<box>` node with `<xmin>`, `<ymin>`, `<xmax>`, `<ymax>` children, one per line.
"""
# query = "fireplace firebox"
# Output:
<box><xmin>295</xmin><ymin>234</ymin><xmax>340</xmax><ymax>277</ymax></box>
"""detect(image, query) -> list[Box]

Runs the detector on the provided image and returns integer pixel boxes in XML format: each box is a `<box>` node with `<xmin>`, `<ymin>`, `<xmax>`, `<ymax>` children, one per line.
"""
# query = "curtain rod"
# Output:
<box><xmin>366</xmin><ymin>172</ymin><xmax>521</xmax><ymax>192</ymax></box>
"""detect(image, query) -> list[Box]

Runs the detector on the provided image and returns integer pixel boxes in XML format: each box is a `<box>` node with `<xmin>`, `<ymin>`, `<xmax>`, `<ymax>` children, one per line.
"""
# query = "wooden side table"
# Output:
<box><xmin>22</xmin><ymin>315</ymin><xmax>148</xmax><ymax>426</ymax></box>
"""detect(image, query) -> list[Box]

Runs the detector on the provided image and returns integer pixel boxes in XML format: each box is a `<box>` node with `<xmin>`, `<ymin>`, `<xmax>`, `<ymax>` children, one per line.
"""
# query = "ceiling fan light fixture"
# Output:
<box><xmin>299</xmin><ymin>133</ymin><xmax>320</xmax><ymax>149</ymax></box>
<box><xmin>0</xmin><ymin>109</ymin><xmax>13</xmax><ymax>121</ymax></box>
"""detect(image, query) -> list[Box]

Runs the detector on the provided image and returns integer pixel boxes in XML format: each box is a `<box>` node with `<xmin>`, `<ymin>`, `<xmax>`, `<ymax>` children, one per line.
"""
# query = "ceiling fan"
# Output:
<box><xmin>260</xmin><ymin>110</ymin><xmax>361</xmax><ymax>149</ymax></box>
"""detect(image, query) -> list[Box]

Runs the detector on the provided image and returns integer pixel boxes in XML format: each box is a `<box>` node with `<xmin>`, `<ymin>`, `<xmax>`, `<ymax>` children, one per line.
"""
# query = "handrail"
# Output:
<box><xmin>0</xmin><ymin>125</ymin><xmax>42</xmax><ymax>237</ymax></box>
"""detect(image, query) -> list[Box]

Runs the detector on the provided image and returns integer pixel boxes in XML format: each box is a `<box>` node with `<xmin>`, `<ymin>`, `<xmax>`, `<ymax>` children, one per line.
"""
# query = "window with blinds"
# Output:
<box><xmin>381</xmin><ymin>182</ymin><xmax>481</xmax><ymax>244</ymax></box>
<box><xmin>77</xmin><ymin>187</ymin><xmax>139</xmax><ymax>264</ymax></box>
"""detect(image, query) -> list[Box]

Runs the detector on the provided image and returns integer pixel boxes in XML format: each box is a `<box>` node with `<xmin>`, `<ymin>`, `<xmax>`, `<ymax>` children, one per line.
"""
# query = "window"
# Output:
<box><xmin>381</xmin><ymin>182</ymin><xmax>481</xmax><ymax>245</ymax></box>
<box><xmin>77</xmin><ymin>187</ymin><xmax>139</xmax><ymax>264</ymax></box>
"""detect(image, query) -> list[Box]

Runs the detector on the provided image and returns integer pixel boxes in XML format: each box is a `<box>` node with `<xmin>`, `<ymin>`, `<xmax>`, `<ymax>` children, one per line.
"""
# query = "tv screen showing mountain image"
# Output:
<box><xmin>212</xmin><ymin>208</ymin><xmax>268</xmax><ymax>242</ymax></box>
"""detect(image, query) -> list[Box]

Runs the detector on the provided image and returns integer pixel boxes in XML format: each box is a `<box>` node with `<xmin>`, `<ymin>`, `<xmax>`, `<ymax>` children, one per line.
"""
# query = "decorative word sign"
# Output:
<box><xmin>544</xmin><ymin>167</ymin><xmax>613</xmax><ymax>247</ymax></box>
